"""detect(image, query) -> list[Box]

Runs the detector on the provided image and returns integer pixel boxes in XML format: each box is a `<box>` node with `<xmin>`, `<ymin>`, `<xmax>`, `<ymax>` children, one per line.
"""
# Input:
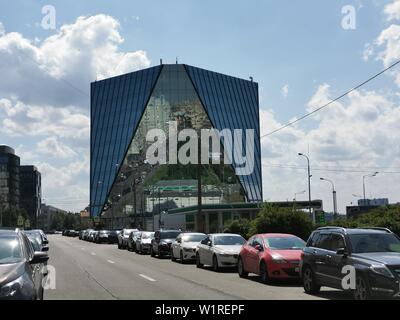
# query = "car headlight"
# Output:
<box><xmin>0</xmin><ymin>276</ymin><xmax>24</xmax><ymax>298</ymax></box>
<box><xmin>370</xmin><ymin>264</ymin><xmax>394</xmax><ymax>278</ymax></box>
<box><xmin>271</xmin><ymin>254</ymin><xmax>288</xmax><ymax>264</ymax></box>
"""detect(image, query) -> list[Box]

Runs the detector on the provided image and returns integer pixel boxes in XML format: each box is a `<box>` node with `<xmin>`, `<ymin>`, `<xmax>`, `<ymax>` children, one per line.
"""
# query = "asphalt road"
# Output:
<box><xmin>44</xmin><ymin>235</ymin><xmax>348</xmax><ymax>300</ymax></box>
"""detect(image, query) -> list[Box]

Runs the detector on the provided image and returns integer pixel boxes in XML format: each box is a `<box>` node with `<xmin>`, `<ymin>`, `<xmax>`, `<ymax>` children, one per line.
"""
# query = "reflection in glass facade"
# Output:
<box><xmin>90</xmin><ymin>64</ymin><xmax>262</xmax><ymax>226</ymax></box>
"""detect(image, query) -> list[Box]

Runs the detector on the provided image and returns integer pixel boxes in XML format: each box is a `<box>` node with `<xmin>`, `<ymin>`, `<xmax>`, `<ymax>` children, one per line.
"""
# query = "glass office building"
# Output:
<box><xmin>90</xmin><ymin>64</ymin><xmax>262</xmax><ymax>227</ymax></box>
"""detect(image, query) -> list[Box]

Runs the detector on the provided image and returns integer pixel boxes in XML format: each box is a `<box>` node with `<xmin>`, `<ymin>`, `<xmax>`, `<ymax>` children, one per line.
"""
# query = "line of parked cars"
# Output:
<box><xmin>73</xmin><ymin>226</ymin><xmax>400</xmax><ymax>300</ymax></box>
<box><xmin>0</xmin><ymin>228</ymin><xmax>50</xmax><ymax>300</ymax></box>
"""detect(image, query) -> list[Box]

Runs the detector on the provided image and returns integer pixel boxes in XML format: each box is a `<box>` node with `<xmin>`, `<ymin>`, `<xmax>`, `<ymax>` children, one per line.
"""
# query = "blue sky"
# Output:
<box><xmin>0</xmin><ymin>0</ymin><xmax>399</xmax><ymax>212</ymax></box>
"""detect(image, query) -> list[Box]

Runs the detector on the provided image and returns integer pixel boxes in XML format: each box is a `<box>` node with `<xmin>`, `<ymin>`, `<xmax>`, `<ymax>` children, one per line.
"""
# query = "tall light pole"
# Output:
<box><xmin>320</xmin><ymin>178</ymin><xmax>337</xmax><ymax>219</ymax></box>
<box><xmin>363</xmin><ymin>172</ymin><xmax>378</xmax><ymax>204</ymax></box>
<box><xmin>298</xmin><ymin>153</ymin><xmax>314</xmax><ymax>224</ymax></box>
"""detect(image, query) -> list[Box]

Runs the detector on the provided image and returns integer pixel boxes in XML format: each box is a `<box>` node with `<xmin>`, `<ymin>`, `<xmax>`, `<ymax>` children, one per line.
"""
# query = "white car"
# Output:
<box><xmin>171</xmin><ymin>232</ymin><xmax>206</xmax><ymax>263</ymax></box>
<box><xmin>196</xmin><ymin>233</ymin><xmax>246</xmax><ymax>271</ymax></box>
<box><xmin>135</xmin><ymin>231</ymin><xmax>155</xmax><ymax>254</ymax></box>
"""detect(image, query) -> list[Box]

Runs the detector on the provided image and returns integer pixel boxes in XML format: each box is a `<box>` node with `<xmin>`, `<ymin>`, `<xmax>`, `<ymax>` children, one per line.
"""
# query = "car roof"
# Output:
<box><xmin>209</xmin><ymin>233</ymin><xmax>242</xmax><ymax>237</ymax></box>
<box><xmin>315</xmin><ymin>227</ymin><xmax>392</xmax><ymax>235</ymax></box>
<box><xmin>181</xmin><ymin>232</ymin><xmax>206</xmax><ymax>235</ymax></box>
<box><xmin>257</xmin><ymin>233</ymin><xmax>298</xmax><ymax>238</ymax></box>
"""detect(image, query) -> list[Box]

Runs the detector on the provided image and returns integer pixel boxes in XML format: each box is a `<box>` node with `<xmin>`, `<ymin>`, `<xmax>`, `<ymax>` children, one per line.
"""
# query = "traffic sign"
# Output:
<box><xmin>17</xmin><ymin>215</ymin><xmax>24</xmax><ymax>226</ymax></box>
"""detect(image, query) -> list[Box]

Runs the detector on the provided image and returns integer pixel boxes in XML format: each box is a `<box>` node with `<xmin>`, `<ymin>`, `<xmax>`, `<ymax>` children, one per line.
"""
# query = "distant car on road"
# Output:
<box><xmin>171</xmin><ymin>232</ymin><xmax>206</xmax><ymax>263</ymax></box>
<box><xmin>94</xmin><ymin>230</ymin><xmax>115</xmax><ymax>244</ymax></box>
<box><xmin>0</xmin><ymin>229</ymin><xmax>49</xmax><ymax>300</ymax></box>
<box><xmin>127</xmin><ymin>231</ymin><xmax>142</xmax><ymax>252</ymax></box>
<box><xmin>118</xmin><ymin>229</ymin><xmax>138</xmax><ymax>249</ymax></box>
<box><xmin>196</xmin><ymin>233</ymin><xmax>246</xmax><ymax>271</ymax></box>
<box><xmin>238</xmin><ymin>233</ymin><xmax>305</xmax><ymax>283</ymax></box>
<box><xmin>135</xmin><ymin>232</ymin><xmax>155</xmax><ymax>254</ymax></box>
<box><xmin>301</xmin><ymin>226</ymin><xmax>400</xmax><ymax>300</ymax></box>
<box><xmin>150</xmin><ymin>230</ymin><xmax>182</xmax><ymax>258</ymax></box>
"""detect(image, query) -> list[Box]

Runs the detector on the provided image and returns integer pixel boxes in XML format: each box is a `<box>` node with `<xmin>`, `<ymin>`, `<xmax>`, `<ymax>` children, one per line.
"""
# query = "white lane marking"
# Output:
<box><xmin>91</xmin><ymin>252</ymin><xmax>96</xmax><ymax>256</ymax></box>
<box><xmin>107</xmin><ymin>260</ymin><xmax>115</xmax><ymax>264</ymax></box>
<box><xmin>139</xmin><ymin>274</ymin><xmax>156</xmax><ymax>282</ymax></box>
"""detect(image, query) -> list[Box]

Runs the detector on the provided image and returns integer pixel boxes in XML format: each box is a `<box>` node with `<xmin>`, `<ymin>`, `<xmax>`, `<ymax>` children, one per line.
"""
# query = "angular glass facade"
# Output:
<box><xmin>90</xmin><ymin>64</ymin><xmax>262</xmax><ymax>224</ymax></box>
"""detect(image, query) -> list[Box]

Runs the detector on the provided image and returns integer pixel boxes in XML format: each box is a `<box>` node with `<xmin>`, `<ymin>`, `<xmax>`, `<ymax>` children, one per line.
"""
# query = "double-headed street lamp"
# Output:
<box><xmin>363</xmin><ymin>172</ymin><xmax>379</xmax><ymax>203</ymax></box>
<box><xmin>320</xmin><ymin>177</ymin><xmax>337</xmax><ymax>219</ymax></box>
<box><xmin>298</xmin><ymin>153</ymin><xmax>314</xmax><ymax>224</ymax></box>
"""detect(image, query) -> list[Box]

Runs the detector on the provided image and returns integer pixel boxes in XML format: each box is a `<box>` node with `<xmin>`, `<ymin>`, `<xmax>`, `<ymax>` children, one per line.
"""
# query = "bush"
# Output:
<box><xmin>248</xmin><ymin>203</ymin><xmax>314</xmax><ymax>241</ymax></box>
<box><xmin>223</xmin><ymin>219</ymin><xmax>250</xmax><ymax>238</ymax></box>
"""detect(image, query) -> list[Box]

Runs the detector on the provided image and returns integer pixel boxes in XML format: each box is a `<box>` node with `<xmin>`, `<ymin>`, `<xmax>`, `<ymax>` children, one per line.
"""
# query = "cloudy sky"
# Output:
<box><xmin>0</xmin><ymin>0</ymin><xmax>399</xmax><ymax>214</ymax></box>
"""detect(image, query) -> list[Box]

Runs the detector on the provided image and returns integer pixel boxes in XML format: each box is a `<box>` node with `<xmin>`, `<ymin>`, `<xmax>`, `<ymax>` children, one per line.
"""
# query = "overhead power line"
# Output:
<box><xmin>261</xmin><ymin>59</ymin><xmax>400</xmax><ymax>138</ymax></box>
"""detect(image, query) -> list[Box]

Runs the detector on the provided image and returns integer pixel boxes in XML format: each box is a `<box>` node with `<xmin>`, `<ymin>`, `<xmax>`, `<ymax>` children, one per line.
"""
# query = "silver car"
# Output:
<box><xmin>196</xmin><ymin>233</ymin><xmax>246</xmax><ymax>271</ymax></box>
<box><xmin>171</xmin><ymin>233</ymin><xmax>206</xmax><ymax>263</ymax></box>
<box><xmin>135</xmin><ymin>231</ymin><xmax>155</xmax><ymax>254</ymax></box>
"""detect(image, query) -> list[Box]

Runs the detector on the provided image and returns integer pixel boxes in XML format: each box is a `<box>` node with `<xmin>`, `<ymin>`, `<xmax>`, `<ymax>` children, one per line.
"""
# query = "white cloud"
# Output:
<box><xmin>281</xmin><ymin>84</ymin><xmax>289</xmax><ymax>98</ymax></box>
<box><xmin>37</xmin><ymin>137</ymin><xmax>77</xmax><ymax>159</ymax></box>
<box><xmin>384</xmin><ymin>0</ymin><xmax>400</xmax><ymax>21</ymax></box>
<box><xmin>0</xmin><ymin>14</ymin><xmax>150</xmax><ymax>109</ymax></box>
<box><xmin>261</xmin><ymin>85</ymin><xmax>400</xmax><ymax>214</ymax></box>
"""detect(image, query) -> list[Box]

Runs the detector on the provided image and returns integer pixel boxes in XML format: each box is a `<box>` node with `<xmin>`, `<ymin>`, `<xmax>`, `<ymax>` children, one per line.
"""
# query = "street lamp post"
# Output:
<box><xmin>320</xmin><ymin>178</ymin><xmax>337</xmax><ymax>219</ymax></box>
<box><xmin>298</xmin><ymin>153</ymin><xmax>314</xmax><ymax>224</ymax></box>
<box><xmin>363</xmin><ymin>172</ymin><xmax>379</xmax><ymax>204</ymax></box>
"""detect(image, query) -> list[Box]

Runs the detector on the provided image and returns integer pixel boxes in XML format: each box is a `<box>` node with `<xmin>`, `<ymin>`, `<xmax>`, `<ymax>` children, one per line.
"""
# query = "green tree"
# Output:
<box><xmin>248</xmin><ymin>203</ymin><xmax>314</xmax><ymax>240</ymax></box>
<box><xmin>223</xmin><ymin>219</ymin><xmax>251</xmax><ymax>238</ymax></box>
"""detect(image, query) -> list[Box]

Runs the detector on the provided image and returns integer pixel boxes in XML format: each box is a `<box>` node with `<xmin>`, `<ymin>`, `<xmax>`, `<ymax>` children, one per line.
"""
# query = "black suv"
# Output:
<box><xmin>300</xmin><ymin>227</ymin><xmax>400</xmax><ymax>300</ymax></box>
<box><xmin>150</xmin><ymin>230</ymin><xmax>182</xmax><ymax>258</ymax></box>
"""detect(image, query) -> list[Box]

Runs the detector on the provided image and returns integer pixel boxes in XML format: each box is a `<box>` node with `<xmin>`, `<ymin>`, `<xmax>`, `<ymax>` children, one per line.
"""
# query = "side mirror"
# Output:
<box><xmin>336</xmin><ymin>248</ymin><xmax>348</xmax><ymax>256</ymax></box>
<box><xmin>42</xmin><ymin>246</ymin><xmax>49</xmax><ymax>252</ymax></box>
<box><xmin>30</xmin><ymin>252</ymin><xmax>49</xmax><ymax>264</ymax></box>
<box><xmin>42</xmin><ymin>240</ymin><xmax>49</xmax><ymax>245</ymax></box>
<box><xmin>255</xmin><ymin>244</ymin><xmax>263</xmax><ymax>252</ymax></box>
<box><xmin>207</xmin><ymin>241</ymin><xmax>212</xmax><ymax>247</ymax></box>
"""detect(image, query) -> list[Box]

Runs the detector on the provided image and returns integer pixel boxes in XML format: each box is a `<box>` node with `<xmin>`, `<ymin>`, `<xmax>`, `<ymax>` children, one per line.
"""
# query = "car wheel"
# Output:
<box><xmin>354</xmin><ymin>275</ymin><xmax>371</xmax><ymax>300</ymax></box>
<box><xmin>238</xmin><ymin>257</ymin><xmax>248</xmax><ymax>278</ymax></box>
<box><xmin>38</xmin><ymin>286</ymin><xmax>44</xmax><ymax>300</ymax></box>
<box><xmin>259</xmin><ymin>261</ymin><xmax>270</xmax><ymax>284</ymax></box>
<box><xmin>118</xmin><ymin>242</ymin><xmax>121</xmax><ymax>249</ymax></box>
<box><xmin>180</xmin><ymin>250</ymin><xmax>185</xmax><ymax>264</ymax></box>
<box><xmin>212</xmin><ymin>255</ymin><xmax>220</xmax><ymax>272</ymax></box>
<box><xmin>303</xmin><ymin>266</ymin><xmax>321</xmax><ymax>294</ymax></box>
<box><xmin>150</xmin><ymin>247</ymin><xmax>155</xmax><ymax>257</ymax></box>
<box><xmin>171</xmin><ymin>249</ymin><xmax>177</xmax><ymax>261</ymax></box>
<box><xmin>196</xmin><ymin>253</ymin><xmax>203</xmax><ymax>268</ymax></box>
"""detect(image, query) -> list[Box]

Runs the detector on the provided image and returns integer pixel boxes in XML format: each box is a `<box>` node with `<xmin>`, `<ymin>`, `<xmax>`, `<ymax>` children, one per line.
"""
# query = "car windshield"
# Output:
<box><xmin>25</xmin><ymin>231</ymin><xmax>42</xmax><ymax>244</ymax></box>
<box><xmin>349</xmin><ymin>233</ymin><xmax>400</xmax><ymax>253</ymax></box>
<box><xmin>161</xmin><ymin>231</ymin><xmax>181</xmax><ymax>239</ymax></box>
<box><xmin>214</xmin><ymin>235</ymin><xmax>245</xmax><ymax>246</ymax></box>
<box><xmin>141</xmin><ymin>232</ymin><xmax>154</xmax><ymax>239</ymax></box>
<box><xmin>182</xmin><ymin>234</ymin><xmax>206</xmax><ymax>242</ymax></box>
<box><xmin>28</xmin><ymin>237</ymin><xmax>41</xmax><ymax>251</ymax></box>
<box><xmin>0</xmin><ymin>236</ymin><xmax>23</xmax><ymax>264</ymax></box>
<box><xmin>265</xmin><ymin>236</ymin><xmax>306</xmax><ymax>250</ymax></box>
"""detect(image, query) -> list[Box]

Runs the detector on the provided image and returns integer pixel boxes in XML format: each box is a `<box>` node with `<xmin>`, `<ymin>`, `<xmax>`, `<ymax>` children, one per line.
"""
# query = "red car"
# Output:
<box><xmin>238</xmin><ymin>233</ymin><xmax>306</xmax><ymax>283</ymax></box>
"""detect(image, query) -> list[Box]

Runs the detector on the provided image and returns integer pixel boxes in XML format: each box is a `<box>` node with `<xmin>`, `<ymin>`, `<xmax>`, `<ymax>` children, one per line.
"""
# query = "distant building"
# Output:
<box><xmin>358</xmin><ymin>198</ymin><xmax>389</xmax><ymax>206</ymax></box>
<box><xmin>0</xmin><ymin>146</ymin><xmax>42</xmax><ymax>228</ymax></box>
<box><xmin>39</xmin><ymin>203</ymin><xmax>68</xmax><ymax>231</ymax></box>
<box><xmin>347</xmin><ymin>198</ymin><xmax>390</xmax><ymax>219</ymax></box>
<box><xmin>0</xmin><ymin>145</ymin><xmax>20</xmax><ymax>208</ymax></box>
<box><xmin>19</xmin><ymin>166</ymin><xmax>42</xmax><ymax>228</ymax></box>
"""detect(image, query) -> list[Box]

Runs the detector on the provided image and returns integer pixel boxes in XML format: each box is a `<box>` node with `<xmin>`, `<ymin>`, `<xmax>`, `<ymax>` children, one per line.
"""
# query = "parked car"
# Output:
<box><xmin>300</xmin><ymin>227</ymin><xmax>400</xmax><ymax>300</ymax></box>
<box><xmin>196</xmin><ymin>233</ymin><xmax>246</xmax><ymax>271</ymax></box>
<box><xmin>135</xmin><ymin>232</ymin><xmax>155</xmax><ymax>254</ymax></box>
<box><xmin>127</xmin><ymin>231</ymin><xmax>142</xmax><ymax>252</ymax></box>
<box><xmin>94</xmin><ymin>230</ymin><xmax>116</xmax><ymax>244</ymax></box>
<box><xmin>107</xmin><ymin>230</ymin><xmax>119</xmax><ymax>244</ymax></box>
<box><xmin>82</xmin><ymin>229</ymin><xmax>93</xmax><ymax>241</ymax></box>
<box><xmin>0</xmin><ymin>229</ymin><xmax>49</xmax><ymax>300</ymax></box>
<box><xmin>87</xmin><ymin>230</ymin><xmax>97</xmax><ymax>242</ymax></box>
<box><xmin>150</xmin><ymin>230</ymin><xmax>182</xmax><ymax>258</ymax></box>
<box><xmin>25</xmin><ymin>230</ymin><xmax>49</xmax><ymax>252</ymax></box>
<box><xmin>26</xmin><ymin>235</ymin><xmax>49</xmax><ymax>277</ymax></box>
<box><xmin>118</xmin><ymin>229</ymin><xmax>138</xmax><ymax>249</ymax></box>
<box><xmin>171</xmin><ymin>232</ymin><xmax>207</xmax><ymax>263</ymax></box>
<box><xmin>238</xmin><ymin>233</ymin><xmax>305</xmax><ymax>283</ymax></box>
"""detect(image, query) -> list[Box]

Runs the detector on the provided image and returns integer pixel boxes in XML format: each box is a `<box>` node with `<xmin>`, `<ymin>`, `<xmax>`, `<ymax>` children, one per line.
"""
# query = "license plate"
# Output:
<box><xmin>295</xmin><ymin>267</ymin><xmax>299</xmax><ymax>273</ymax></box>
